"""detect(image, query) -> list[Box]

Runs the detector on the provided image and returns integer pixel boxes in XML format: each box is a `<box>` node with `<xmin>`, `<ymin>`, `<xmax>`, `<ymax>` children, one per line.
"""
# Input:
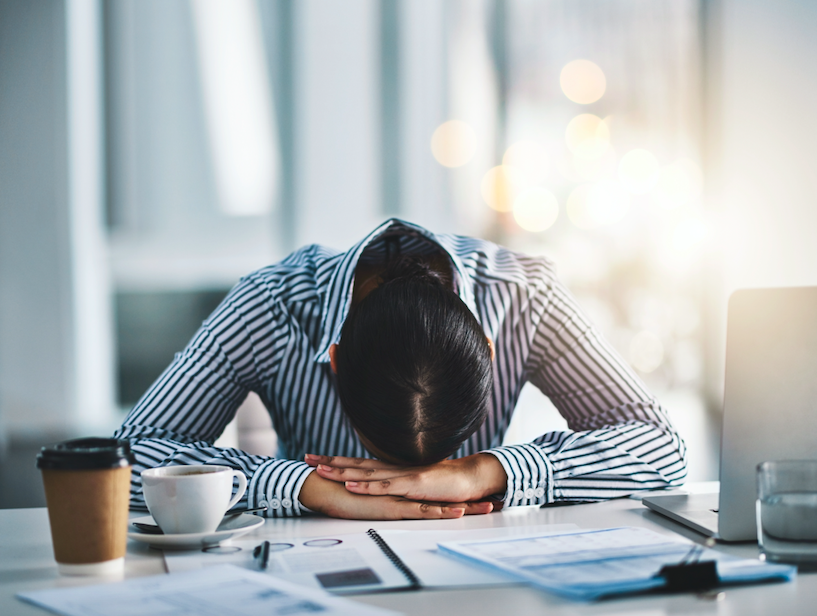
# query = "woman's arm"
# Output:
<box><xmin>115</xmin><ymin>277</ymin><xmax>314</xmax><ymax>516</ymax></box>
<box><xmin>305</xmin><ymin>452</ymin><xmax>506</xmax><ymax>503</ymax></box>
<box><xmin>298</xmin><ymin>471</ymin><xmax>493</xmax><ymax>519</ymax></box>
<box><xmin>314</xmin><ymin>272</ymin><xmax>687</xmax><ymax>505</ymax></box>
<box><xmin>117</xmin><ymin>275</ymin><xmax>486</xmax><ymax>520</ymax></box>
<box><xmin>482</xmin><ymin>275</ymin><xmax>688</xmax><ymax>505</ymax></box>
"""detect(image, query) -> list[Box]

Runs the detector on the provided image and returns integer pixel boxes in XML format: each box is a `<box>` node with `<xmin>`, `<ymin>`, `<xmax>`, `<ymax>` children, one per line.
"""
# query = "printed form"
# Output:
<box><xmin>163</xmin><ymin>524</ymin><xmax>577</xmax><ymax>592</ymax></box>
<box><xmin>17</xmin><ymin>564</ymin><xmax>400</xmax><ymax>616</ymax></box>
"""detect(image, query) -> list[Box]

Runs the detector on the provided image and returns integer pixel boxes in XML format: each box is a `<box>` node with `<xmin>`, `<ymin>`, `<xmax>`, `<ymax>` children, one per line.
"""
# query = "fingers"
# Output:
<box><xmin>464</xmin><ymin>501</ymin><xmax>495</xmax><ymax>515</ymax></box>
<box><xmin>392</xmin><ymin>500</ymin><xmax>493</xmax><ymax>520</ymax></box>
<box><xmin>399</xmin><ymin>501</ymin><xmax>466</xmax><ymax>520</ymax></box>
<box><xmin>306</xmin><ymin>472</ymin><xmax>490</xmax><ymax>521</ymax></box>
<box><xmin>344</xmin><ymin>476</ymin><xmax>413</xmax><ymax>497</ymax></box>
<box><xmin>484</xmin><ymin>496</ymin><xmax>505</xmax><ymax>512</ymax></box>
<box><xmin>304</xmin><ymin>454</ymin><xmax>398</xmax><ymax>470</ymax></box>
<box><xmin>344</xmin><ymin>478</ymin><xmax>495</xmax><ymax>516</ymax></box>
<box><xmin>315</xmin><ymin>464</ymin><xmax>411</xmax><ymax>482</ymax></box>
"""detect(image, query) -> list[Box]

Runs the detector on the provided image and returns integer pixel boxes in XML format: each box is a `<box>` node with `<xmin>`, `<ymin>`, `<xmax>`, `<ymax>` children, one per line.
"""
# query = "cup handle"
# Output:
<box><xmin>227</xmin><ymin>471</ymin><xmax>248</xmax><ymax>511</ymax></box>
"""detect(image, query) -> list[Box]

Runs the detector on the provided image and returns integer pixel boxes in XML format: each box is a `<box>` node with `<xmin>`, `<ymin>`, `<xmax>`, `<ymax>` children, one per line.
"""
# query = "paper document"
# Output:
<box><xmin>438</xmin><ymin>526</ymin><xmax>797</xmax><ymax>600</ymax></box>
<box><xmin>17</xmin><ymin>564</ymin><xmax>400</xmax><ymax>616</ymax></box>
<box><xmin>163</xmin><ymin>523</ymin><xmax>577</xmax><ymax>593</ymax></box>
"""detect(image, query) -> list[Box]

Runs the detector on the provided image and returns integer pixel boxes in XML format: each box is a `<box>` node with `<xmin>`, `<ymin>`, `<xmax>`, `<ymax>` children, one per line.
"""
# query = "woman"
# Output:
<box><xmin>115</xmin><ymin>219</ymin><xmax>687</xmax><ymax>519</ymax></box>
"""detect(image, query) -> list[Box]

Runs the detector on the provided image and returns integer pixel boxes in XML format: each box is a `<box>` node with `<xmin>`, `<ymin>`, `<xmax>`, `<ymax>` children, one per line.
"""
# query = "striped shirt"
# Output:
<box><xmin>115</xmin><ymin>218</ymin><xmax>687</xmax><ymax>517</ymax></box>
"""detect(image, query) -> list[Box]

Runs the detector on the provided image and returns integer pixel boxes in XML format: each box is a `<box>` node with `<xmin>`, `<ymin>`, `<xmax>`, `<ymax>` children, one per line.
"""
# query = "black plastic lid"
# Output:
<box><xmin>36</xmin><ymin>437</ymin><xmax>135</xmax><ymax>470</ymax></box>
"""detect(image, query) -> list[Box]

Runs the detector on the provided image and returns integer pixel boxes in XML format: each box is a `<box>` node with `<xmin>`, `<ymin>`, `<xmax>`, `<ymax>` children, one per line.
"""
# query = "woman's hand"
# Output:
<box><xmin>298</xmin><ymin>472</ymin><xmax>494</xmax><ymax>520</ymax></box>
<box><xmin>304</xmin><ymin>453</ymin><xmax>507</xmax><ymax>505</ymax></box>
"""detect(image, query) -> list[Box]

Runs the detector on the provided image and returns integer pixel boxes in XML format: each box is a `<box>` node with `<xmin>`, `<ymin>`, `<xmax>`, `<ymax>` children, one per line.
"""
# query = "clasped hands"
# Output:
<box><xmin>298</xmin><ymin>453</ymin><xmax>507</xmax><ymax>520</ymax></box>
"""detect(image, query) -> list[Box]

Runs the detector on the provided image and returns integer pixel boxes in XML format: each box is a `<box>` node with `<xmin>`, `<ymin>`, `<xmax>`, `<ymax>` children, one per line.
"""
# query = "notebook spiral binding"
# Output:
<box><xmin>367</xmin><ymin>529</ymin><xmax>422</xmax><ymax>590</ymax></box>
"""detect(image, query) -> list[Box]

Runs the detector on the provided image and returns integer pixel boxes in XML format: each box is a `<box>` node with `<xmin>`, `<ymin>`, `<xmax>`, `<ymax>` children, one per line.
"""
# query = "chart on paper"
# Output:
<box><xmin>17</xmin><ymin>565</ymin><xmax>400</xmax><ymax>616</ymax></box>
<box><xmin>163</xmin><ymin>524</ymin><xmax>578</xmax><ymax>592</ymax></box>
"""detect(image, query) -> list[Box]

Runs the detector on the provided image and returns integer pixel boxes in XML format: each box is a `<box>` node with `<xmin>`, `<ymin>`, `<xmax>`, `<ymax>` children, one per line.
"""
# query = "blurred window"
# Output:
<box><xmin>493</xmin><ymin>1</ymin><xmax>713</xmax><ymax>477</ymax></box>
<box><xmin>494</xmin><ymin>0</ymin><xmax>705</xmax><ymax>396</ymax></box>
<box><xmin>103</xmin><ymin>0</ymin><xmax>282</xmax><ymax>406</ymax></box>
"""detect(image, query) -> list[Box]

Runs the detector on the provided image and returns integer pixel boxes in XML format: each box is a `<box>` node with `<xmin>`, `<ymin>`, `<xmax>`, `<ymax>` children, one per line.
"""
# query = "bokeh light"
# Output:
<box><xmin>560</xmin><ymin>59</ymin><xmax>607</xmax><ymax>105</ymax></box>
<box><xmin>672</xmin><ymin>339</ymin><xmax>703</xmax><ymax>383</ymax></box>
<box><xmin>571</xmin><ymin>147</ymin><xmax>617</xmax><ymax>182</ymax></box>
<box><xmin>565</xmin><ymin>114</ymin><xmax>610</xmax><ymax>160</ymax></box>
<box><xmin>512</xmin><ymin>187</ymin><xmax>559</xmax><ymax>232</ymax></box>
<box><xmin>557</xmin><ymin>147</ymin><xmax>617</xmax><ymax>184</ymax></box>
<box><xmin>618</xmin><ymin>149</ymin><xmax>660</xmax><ymax>194</ymax></box>
<box><xmin>628</xmin><ymin>293</ymin><xmax>675</xmax><ymax>338</ymax></box>
<box><xmin>503</xmin><ymin>140</ymin><xmax>549</xmax><ymax>185</ymax></box>
<box><xmin>672</xmin><ymin>217</ymin><xmax>708</xmax><ymax>253</ymax></box>
<box><xmin>566</xmin><ymin>185</ymin><xmax>595</xmax><ymax>229</ymax></box>
<box><xmin>672</xmin><ymin>295</ymin><xmax>700</xmax><ymax>337</ymax></box>
<box><xmin>566</xmin><ymin>181</ymin><xmax>630</xmax><ymax>229</ymax></box>
<box><xmin>629</xmin><ymin>330</ymin><xmax>664</xmax><ymax>373</ymax></box>
<box><xmin>654</xmin><ymin>159</ymin><xmax>704</xmax><ymax>209</ymax></box>
<box><xmin>480</xmin><ymin>165</ymin><xmax>527</xmax><ymax>212</ymax></box>
<box><xmin>430</xmin><ymin>120</ymin><xmax>477</xmax><ymax>168</ymax></box>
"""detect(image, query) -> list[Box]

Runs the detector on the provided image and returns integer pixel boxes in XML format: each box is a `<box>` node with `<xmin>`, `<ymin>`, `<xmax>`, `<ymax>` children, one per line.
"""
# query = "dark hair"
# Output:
<box><xmin>335</xmin><ymin>256</ymin><xmax>493</xmax><ymax>465</ymax></box>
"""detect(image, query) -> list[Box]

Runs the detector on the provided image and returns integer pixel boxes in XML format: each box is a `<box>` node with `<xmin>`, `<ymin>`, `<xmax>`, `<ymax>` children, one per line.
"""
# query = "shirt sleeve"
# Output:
<box><xmin>113</xmin><ymin>275</ymin><xmax>314</xmax><ymax>518</ymax></box>
<box><xmin>483</xmin><ymin>272</ymin><xmax>688</xmax><ymax>506</ymax></box>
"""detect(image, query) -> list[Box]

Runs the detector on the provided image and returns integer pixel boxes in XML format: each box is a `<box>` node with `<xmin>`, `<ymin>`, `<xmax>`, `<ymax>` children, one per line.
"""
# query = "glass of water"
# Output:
<box><xmin>757</xmin><ymin>460</ymin><xmax>817</xmax><ymax>565</ymax></box>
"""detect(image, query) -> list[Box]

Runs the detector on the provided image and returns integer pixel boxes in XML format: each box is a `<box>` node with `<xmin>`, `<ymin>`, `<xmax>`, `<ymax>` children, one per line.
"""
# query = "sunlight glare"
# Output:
<box><xmin>629</xmin><ymin>330</ymin><xmax>664</xmax><ymax>373</ymax></box>
<box><xmin>566</xmin><ymin>181</ymin><xmax>630</xmax><ymax>229</ymax></box>
<box><xmin>192</xmin><ymin>0</ymin><xmax>278</xmax><ymax>216</ymax></box>
<box><xmin>513</xmin><ymin>187</ymin><xmax>559</xmax><ymax>232</ymax></box>
<box><xmin>672</xmin><ymin>217</ymin><xmax>708</xmax><ymax>254</ymax></box>
<box><xmin>618</xmin><ymin>149</ymin><xmax>660</xmax><ymax>194</ymax></box>
<box><xmin>572</xmin><ymin>148</ymin><xmax>617</xmax><ymax>182</ymax></box>
<box><xmin>655</xmin><ymin>159</ymin><xmax>704</xmax><ymax>209</ymax></box>
<box><xmin>503</xmin><ymin>140</ymin><xmax>549</xmax><ymax>185</ymax></box>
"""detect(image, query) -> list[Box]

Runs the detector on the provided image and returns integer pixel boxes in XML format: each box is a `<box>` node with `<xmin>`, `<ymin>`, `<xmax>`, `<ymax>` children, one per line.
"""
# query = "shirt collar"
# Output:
<box><xmin>314</xmin><ymin>218</ymin><xmax>478</xmax><ymax>363</ymax></box>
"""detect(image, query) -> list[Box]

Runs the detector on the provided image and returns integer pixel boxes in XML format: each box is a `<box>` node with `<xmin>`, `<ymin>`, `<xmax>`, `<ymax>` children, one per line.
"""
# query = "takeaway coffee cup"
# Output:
<box><xmin>37</xmin><ymin>438</ymin><xmax>134</xmax><ymax>576</ymax></box>
<box><xmin>141</xmin><ymin>465</ymin><xmax>247</xmax><ymax>535</ymax></box>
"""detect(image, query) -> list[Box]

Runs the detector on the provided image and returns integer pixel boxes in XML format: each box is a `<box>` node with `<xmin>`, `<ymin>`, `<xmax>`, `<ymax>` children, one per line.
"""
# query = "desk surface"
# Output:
<box><xmin>2</xmin><ymin>493</ymin><xmax>815</xmax><ymax>616</ymax></box>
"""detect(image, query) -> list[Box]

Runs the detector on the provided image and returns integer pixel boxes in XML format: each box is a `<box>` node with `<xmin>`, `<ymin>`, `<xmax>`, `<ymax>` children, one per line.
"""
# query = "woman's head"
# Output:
<box><xmin>332</xmin><ymin>256</ymin><xmax>493</xmax><ymax>465</ymax></box>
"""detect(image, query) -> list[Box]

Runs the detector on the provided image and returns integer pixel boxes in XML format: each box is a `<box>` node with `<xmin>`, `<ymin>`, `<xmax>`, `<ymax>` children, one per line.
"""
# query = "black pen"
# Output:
<box><xmin>253</xmin><ymin>540</ymin><xmax>271</xmax><ymax>571</ymax></box>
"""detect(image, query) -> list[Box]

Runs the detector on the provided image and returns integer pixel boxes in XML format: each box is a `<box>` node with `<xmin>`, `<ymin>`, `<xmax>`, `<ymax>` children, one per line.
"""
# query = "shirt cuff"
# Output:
<box><xmin>483</xmin><ymin>444</ymin><xmax>553</xmax><ymax>506</ymax></box>
<box><xmin>248</xmin><ymin>459</ymin><xmax>315</xmax><ymax>517</ymax></box>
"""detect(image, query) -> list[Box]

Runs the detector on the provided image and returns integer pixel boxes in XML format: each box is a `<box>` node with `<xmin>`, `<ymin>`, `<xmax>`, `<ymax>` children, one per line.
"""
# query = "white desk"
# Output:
<box><xmin>2</xmin><ymin>495</ymin><xmax>815</xmax><ymax>616</ymax></box>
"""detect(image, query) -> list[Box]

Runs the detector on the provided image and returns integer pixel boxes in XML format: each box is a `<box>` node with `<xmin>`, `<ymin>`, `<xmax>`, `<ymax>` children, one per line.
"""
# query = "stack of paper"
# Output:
<box><xmin>438</xmin><ymin>526</ymin><xmax>797</xmax><ymax>600</ymax></box>
<box><xmin>17</xmin><ymin>564</ymin><xmax>400</xmax><ymax>616</ymax></box>
<box><xmin>163</xmin><ymin>523</ymin><xmax>578</xmax><ymax>593</ymax></box>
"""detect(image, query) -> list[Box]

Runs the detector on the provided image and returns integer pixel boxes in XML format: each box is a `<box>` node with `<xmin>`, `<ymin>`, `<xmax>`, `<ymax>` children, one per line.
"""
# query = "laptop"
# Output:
<box><xmin>642</xmin><ymin>286</ymin><xmax>817</xmax><ymax>541</ymax></box>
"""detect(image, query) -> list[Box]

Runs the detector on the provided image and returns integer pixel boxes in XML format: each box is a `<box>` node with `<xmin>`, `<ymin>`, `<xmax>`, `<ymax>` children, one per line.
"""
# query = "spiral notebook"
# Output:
<box><xmin>365</xmin><ymin>529</ymin><xmax>421</xmax><ymax>590</ymax></box>
<box><xmin>163</xmin><ymin>524</ymin><xmax>577</xmax><ymax>594</ymax></box>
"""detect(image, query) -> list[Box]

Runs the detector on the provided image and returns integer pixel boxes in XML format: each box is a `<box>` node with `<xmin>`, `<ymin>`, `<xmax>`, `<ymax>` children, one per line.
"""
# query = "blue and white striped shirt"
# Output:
<box><xmin>115</xmin><ymin>219</ymin><xmax>687</xmax><ymax>516</ymax></box>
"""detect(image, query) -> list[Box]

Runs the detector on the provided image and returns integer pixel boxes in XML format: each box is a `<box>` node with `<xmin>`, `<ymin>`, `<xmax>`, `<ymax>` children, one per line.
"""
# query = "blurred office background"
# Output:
<box><xmin>2</xmin><ymin>0</ymin><xmax>817</xmax><ymax>507</ymax></box>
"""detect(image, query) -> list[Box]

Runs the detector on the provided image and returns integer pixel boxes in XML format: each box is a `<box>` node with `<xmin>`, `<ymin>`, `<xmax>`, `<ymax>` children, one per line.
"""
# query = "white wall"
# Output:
<box><xmin>0</xmin><ymin>1</ymin><xmax>72</xmax><ymax>439</ymax></box>
<box><xmin>698</xmin><ymin>0</ymin><xmax>817</xmax><ymax>413</ymax></box>
<box><xmin>714</xmin><ymin>0</ymin><xmax>817</xmax><ymax>293</ymax></box>
<box><xmin>0</xmin><ymin>0</ymin><xmax>115</xmax><ymax>440</ymax></box>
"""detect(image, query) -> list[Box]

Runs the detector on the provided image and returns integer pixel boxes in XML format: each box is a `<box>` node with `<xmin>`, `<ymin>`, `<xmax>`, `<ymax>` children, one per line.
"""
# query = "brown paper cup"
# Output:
<box><xmin>37</xmin><ymin>438</ymin><xmax>134</xmax><ymax>576</ymax></box>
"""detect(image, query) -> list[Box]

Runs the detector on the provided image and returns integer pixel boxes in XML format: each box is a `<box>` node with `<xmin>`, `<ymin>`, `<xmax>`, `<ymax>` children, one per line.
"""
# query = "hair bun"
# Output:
<box><xmin>381</xmin><ymin>255</ymin><xmax>446</xmax><ymax>287</ymax></box>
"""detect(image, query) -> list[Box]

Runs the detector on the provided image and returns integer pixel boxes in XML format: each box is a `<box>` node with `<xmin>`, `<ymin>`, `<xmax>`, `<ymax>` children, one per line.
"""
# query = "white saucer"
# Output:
<box><xmin>127</xmin><ymin>514</ymin><xmax>264</xmax><ymax>550</ymax></box>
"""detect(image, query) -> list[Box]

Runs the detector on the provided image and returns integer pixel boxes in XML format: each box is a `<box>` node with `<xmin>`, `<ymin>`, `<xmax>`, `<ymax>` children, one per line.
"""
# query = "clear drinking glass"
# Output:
<box><xmin>756</xmin><ymin>460</ymin><xmax>817</xmax><ymax>565</ymax></box>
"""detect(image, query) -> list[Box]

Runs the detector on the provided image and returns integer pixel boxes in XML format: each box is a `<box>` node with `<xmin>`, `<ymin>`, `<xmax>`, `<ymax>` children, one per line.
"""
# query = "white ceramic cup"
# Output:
<box><xmin>141</xmin><ymin>465</ymin><xmax>247</xmax><ymax>535</ymax></box>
